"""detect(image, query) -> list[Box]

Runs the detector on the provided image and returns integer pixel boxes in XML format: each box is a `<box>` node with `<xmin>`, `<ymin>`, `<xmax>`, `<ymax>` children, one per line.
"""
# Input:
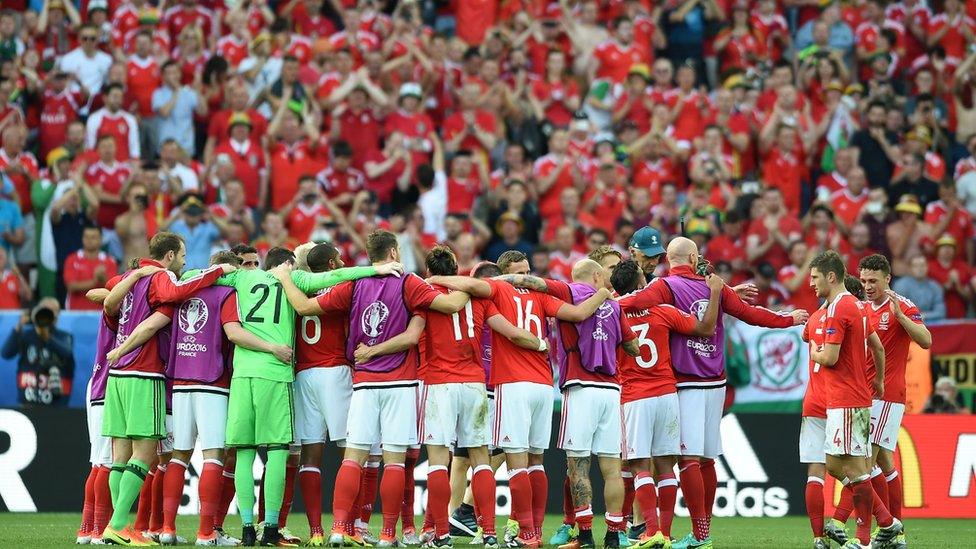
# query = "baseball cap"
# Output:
<box><xmin>894</xmin><ymin>197</ymin><xmax>923</xmax><ymax>216</ymax></box>
<box><xmin>629</xmin><ymin>226</ymin><xmax>665</xmax><ymax>257</ymax></box>
<box><xmin>88</xmin><ymin>0</ymin><xmax>108</xmax><ymax>13</ymax></box>
<box><xmin>936</xmin><ymin>234</ymin><xmax>957</xmax><ymax>248</ymax></box>
<box><xmin>398</xmin><ymin>82</ymin><xmax>423</xmax><ymax>100</ymax></box>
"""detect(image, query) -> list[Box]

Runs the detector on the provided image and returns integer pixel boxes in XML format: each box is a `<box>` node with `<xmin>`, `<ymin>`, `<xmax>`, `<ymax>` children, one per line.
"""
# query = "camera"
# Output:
<box><xmin>135</xmin><ymin>195</ymin><xmax>149</xmax><ymax>208</ymax></box>
<box><xmin>32</xmin><ymin>306</ymin><xmax>55</xmax><ymax>329</ymax></box>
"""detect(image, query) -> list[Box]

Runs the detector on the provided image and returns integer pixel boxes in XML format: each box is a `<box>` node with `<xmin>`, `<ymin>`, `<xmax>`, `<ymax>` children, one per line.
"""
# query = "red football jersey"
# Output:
<box><xmin>286</xmin><ymin>202</ymin><xmax>329</xmax><ymax>242</ymax></box>
<box><xmin>822</xmin><ymin>292</ymin><xmax>874</xmax><ymax>409</ymax></box>
<box><xmin>802</xmin><ymin>307</ymin><xmax>828</xmax><ymax>418</ymax></box>
<box><xmin>864</xmin><ymin>296</ymin><xmax>922</xmax><ymax>404</ymax></box>
<box><xmin>314</xmin><ymin>274</ymin><xmax>440</xmax><ymax>385</ymax></box>
<box><xmin>295</xmin><ymin>290</ymin><xmax>349</xmax><ymax>372</ymax></box>
<box><xmin>617</xmin><ymin>301</ymin><xmax>696</xmax><ymax>403</ymax></box>
<box><xmin>0</xmin><ymin>271</ymin><xmax>22</xmax><ymax>309</ymax></box>
<box><xmin>486</xmin><ymin>279</ymin><xmax>565</xmax><ymax>387</ymax></box>
<box><xmin>63</xmin><ymin>251</ymin><xmax>119</xmax><ymax>311</ymax></box>
<box><xmin>421</xmin><ymin>289</ymin><xmax>494</xmax><ymax>385</ymax></box>
<box><xmin>86</xmin><ymin>161</ymin><xmax>133</xmax><ymax>229</ymax></box>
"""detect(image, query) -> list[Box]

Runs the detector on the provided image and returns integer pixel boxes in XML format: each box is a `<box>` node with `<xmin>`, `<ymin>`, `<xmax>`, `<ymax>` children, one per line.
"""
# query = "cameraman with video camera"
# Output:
<box><xmin>1</xmin><ymin>298</ymin><xmax>75</xmax><ymax>407</ymax></box>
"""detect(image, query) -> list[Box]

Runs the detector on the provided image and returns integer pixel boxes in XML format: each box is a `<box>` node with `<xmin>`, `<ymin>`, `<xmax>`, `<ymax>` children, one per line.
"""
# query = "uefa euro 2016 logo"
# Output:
<box><xmin>362</xmin><ymin>301</ymin><xmax>390</xmax><ymax>340</ymax></box>
<box><xmin>178</xmin><ymin>298</ymin><xmax>209</xmax><ymax>335</ymax></box>
<box><xmin>690</xmin><ymin>299</ymin><xmax>709</xmax><ymax>321</ymax></box>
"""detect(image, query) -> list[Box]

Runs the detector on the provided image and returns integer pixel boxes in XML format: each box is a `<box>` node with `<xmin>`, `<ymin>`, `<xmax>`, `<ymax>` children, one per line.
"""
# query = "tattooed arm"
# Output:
<box><xmin>493</xmin><ymin>274</ymin><xmax>550</xmax><ymax>293</ymax></box>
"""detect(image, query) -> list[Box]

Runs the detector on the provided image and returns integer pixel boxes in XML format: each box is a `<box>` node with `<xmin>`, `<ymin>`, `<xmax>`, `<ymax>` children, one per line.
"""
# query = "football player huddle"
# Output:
<box><xmin>76</xmin><ymin>226</ymin><xmax>822</xmax><ymax>549</ymax></box>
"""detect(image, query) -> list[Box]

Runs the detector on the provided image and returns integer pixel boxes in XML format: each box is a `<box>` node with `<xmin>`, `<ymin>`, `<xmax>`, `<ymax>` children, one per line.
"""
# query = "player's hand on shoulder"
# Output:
<box><xmin>219</xmin><ymin>263</ymin><xmax>237</xmax><ymax>274</ymax></box>
<box><xmin>270</xmin><ymin>262</ymin><xmax>292</xmax><ymax>280</ymax></box>
<box><xmin>791</xmin><ymin>309</ymin><xmax>810</xmax><ymax>325</ymax></box>
<box><xmin>271</xmin><ymin>344</ymin><xmax>293</xmax><ymax>363</ymax></box>
<box><xmin>732</xmin><ymin>282</ymin><xmax>758</xmax><ymax>303</ymax></box>
<box><xmin>705</xmin><ymin>273</ymin><xmax>724</xmax><ymax>292</ymax></box>
<box><xmin>375</xmin><ymin>261</ymin><xmax>404</xmax><ymax>277</ymax></box>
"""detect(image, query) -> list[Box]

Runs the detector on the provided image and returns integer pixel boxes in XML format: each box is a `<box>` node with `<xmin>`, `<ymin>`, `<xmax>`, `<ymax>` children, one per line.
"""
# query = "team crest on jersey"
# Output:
<box><xmin>362</xmin><ymin>301</ymin><xmax>390</xmax><ymax>338</ymax></box>
<box><xmin>689</xmin><ymin>299</ymin><xmax>709</xmax><ymax>321</ymax></box>
<box><xmin>879</xmin><ymin>311</ymin><xmax>890</xmax><ymax>331</ymax></box>
<box><xmin>178</xmin><ymin>298</ymin><xmax>209</xmax><ymax>335</ymax></box>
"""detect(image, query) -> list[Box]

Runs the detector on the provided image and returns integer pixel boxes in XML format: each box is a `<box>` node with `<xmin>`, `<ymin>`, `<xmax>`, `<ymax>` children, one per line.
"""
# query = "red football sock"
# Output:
<box><xmin>426</xmin><ymin>465</ymin><xmax>450</xmax><ymax>537</ymax></box>
<box><xmin>332</xmin><ymin>460</ymin><xmax>363</xmax><ymax>534</ymax></box>
<box><xmin>605</xmin><ymin>512</ymin><xmax>626</xmax><ymax>533</ymax></box>
<box><xmin>360</xmin><ymin>462</ymin><xmax>380</xmax><ymax>525</ymax></box>
<box><xmin>507</xmin><ymin>470</ymin><xmax>534</xmax><ymax>541</ymax></box>
<box><xmin>833</xmin><ymin>483</ymin><xmax>854</xmax><ymax>522</ymax></box>
<box><xmin>348</xmin><ymin>480</ymin><xmax>363</xmax><ymax>535</ymax></box>
<box><xmin>198</xmin><ymin>460</ymin><xmax>223</xmax><ymax>537</ymax></box>
<box><xmin>575</xmin><ymin>505</ymin><xmax>594</xmax><ymax>531</ymax></box>
<box><xmin>150</xmin><ymin>463</ymin><xmax>166</xmax><ymax>532</ymax></box>
<box><xmin>402</xmin><ymin>448</ymin><xmax>420</xmax><ymax>532</ymax></box>
<box><xmin>380</xmin><ymin>464</ymin><xmax>406</xmax><ymax>540</ymax></box>
<box><xmin>162</xmin><ymin>460</ymin><xmax>187</xmax><ymax>532</ymax></box>
<box><xmin>621</xmin><ymin>469</ymin><xmax>635</xmax><ymax>524</ymax></box>
<box><xmin>94</xmin><ymin>466</ymin><xmax>113</xmax><ymax>537</ymax></box>
<box><xmin>279</xmin><ymin>464</ymin><xmax>298</xmax><ymax>528</ymax></box>
<box><xmin>472</xmin><ymin>465</ymin><xmax>497</xmax><ymax>536</ymax></box>
<box><xmin>634</xmin><ymin>472</ymin><xmax>659</xmax><ymax>533</ymax></box>
<box><xmin>528</xmin><ymin>466</ymin><xmax>547</xmax><ymax>537</ymax></box>
<box><xmin>852</xmin><ymin>479</ymin><xmax>873</xmax><ymax>545</ymax></box>
<box><xmin>871</xmin><ymin>487</ymin><xmax>893</xmax><ymax>526</ymax></box>
<box><xmin>700</xmin><ymin>459</ymin><xmax>717</xmax><ymax>519</ymax></box>
<box><xmin>805</xmin><ymin>477</ymin><xmax>825</xmax><ymax>537</ymax></box>
<box><xmin>885</xmin><ymin>470</ymin><xmax>902</xmax><ymax>520</ymax></box>
<box><xmin>134</xmin><ymin>467</ymin><xmax>155</xmax><ymax>532</ymax></box>
<box><xmin>656</xmin><ymin>473</ymin><xmax>678</xmax><ymax>537</ymax></box>
<box><xmin>81</xmin><ymin>466</ymin><xmax>97</xmax><ymax>532</ymax></box>
<box><xmin>562</xmin><ymin>477</ymin><xmax>575</xmax><ymax>526</ymax></box>
<box><xmin>214</xmin><ymin>469</ymin><xmax>236</xmax><ymax>529</ymax></box>
<box><xmin>870</xmin><ymin>468</ymin><xmax>889</xmax><ymax>511</ymax></box>
<box><xmin>678</xmin><ymin>460</ymin><xmax>708</xmax><ymax>540</ymax></box>
<box><xmin>257</xmin><ymin>468</ymin><xmax>266</xmax><ymax>524</ymax></box>
<box><xmin>300</xmin><ymin>466</ymin><xmax>323</xmax><ymax>533</ymax></box>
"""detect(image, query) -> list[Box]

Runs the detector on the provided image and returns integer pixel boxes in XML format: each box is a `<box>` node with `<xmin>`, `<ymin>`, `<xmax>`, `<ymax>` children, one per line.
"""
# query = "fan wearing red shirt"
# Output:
<box><xmin>205</xmin><ymin>84</ymin><xmax>269</xmax><ymax>163</ymax></box>
<box><xmin>442</xmin><ymin>83</ymin><xmax>499</xmax><ymax>160</ymax></box>
<box><xmin>86</xmin><ymin>136</ymin><xmax>133</xmax><ymax>230</ymax></box>
<box><xmin>761</xmin><ymin>124</ymin><xmax>807</xmax><ymax>215</ymax></box>
<box><xmin>533</xmin><ymin>130</ymin><xmax>576</xmax><ymax>223</ymax></box>
<box><xmin>745</xmin><ymin>187</ymin><xmax>803</xmax><ymax>271</ymax></box>
<box><xmin>316</xmin><ymin>141</ymin><xmax>365</xmax><ymax>212</ymax></box>
<box><xmin>830</xmin><ymin>168</ymin><xmax>869</xmax><ymax>232</ymax></box>
<box><xmin>0</xmin><ymin>247</ymin><xmax>27</xmax><ymax>309</ymax></box>
<box><xmin>445</xmin><ymin>150</ymin><xmax>486</xmax><ymax>215</ymax></box>
<box><xmin>807</xmin><ymin>251</ymin><xmax>899</xmax><ymax>547</ymax></box>
<box><xmin>591</xmin><ymin>17</ymin><xmax>647</xmax><ymax>82</ymax></box>
<box><xmin>383</xmin><ymin>86</ymin><xmax>435</xmax><ymax>170</ymax></box>
<box><xmin>0</xmin><ymin>126</ymin><xmax>40</xmax><ymax>215</ymax></box>
<box><xmin>212</xmin><ymin>115</ymin><xmax>268</xmax><ymax>209</ymax></box>
<box><xmin>780</xmin><ymin>241</ymin><xmax>820</xmax><ymax>314</ymax></box>
<box><xmin>612</xmin><ymin>259</ymin><xmax>720</xmax><ymax>544</ymax></box>
<box><xmin>427</xmin><ymin>271</ymin><xmax>612</xmax><ymax>547</ymax></box>
<box><xmin>126</xmin><ymin>32</ymin><xmax>161</xmax><ymax>120</ymax></box>
<box><xmin>39</xmin><ymin>73</ymin><xmax>85</xmax><ymax>159</ymax></box>
<box><xmin>531</xmin><ymin>51</ymin><xmax>581</xmax><ymax>128</ymax></box>
<box><xmin>275</xmin><ymin>231</ymin><xmax>469</xmax><ymax>546</ymax></box>
<box><xmin>85</xmin><ymin>83</ymin><xmax>140</xmax><ymax>162</ymax></box>
<box><xmin>857</xmin><ymin>254</ymin><xmax>932</xmax><ymax>524</ymax></box>
<box><xmin>547</xmin><ymin>226</ymin><xmax>585</xmax><ymax>282</ymax></box>
<box><xmin>63</xmin><ymin>227</ymin><xmax>119</xmax><ymax>311</ymax></box>
<box><xmin>924</xmin><ymin>181</ymin><xmax>975</xmax><ymax>262</ymax></box>
<box><xmin>282</xmin><ymin>177</ymin><xmax>332</xmax><ymax>243</ymax></box>
<box><xmin>926</xmin><ymin>236</ymin><xmax>971</xmax><ymax>319</ymax></box>
<box><xmin>926</xmin><ymin>0</ymin><xmax>976</xmax><ymax>60</ymax></box>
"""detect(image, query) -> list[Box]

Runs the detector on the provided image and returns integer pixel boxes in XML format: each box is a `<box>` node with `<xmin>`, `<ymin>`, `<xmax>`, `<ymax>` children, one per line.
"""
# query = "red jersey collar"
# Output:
<box><xmin>139</xmin><ymin>258</ymin><xmax>164</xmax><ymax>269</ymax></box>
<box><xmin>668</xmin><ymin>264</ymin><xmax>702</xmax><ymax>279</ymax></box>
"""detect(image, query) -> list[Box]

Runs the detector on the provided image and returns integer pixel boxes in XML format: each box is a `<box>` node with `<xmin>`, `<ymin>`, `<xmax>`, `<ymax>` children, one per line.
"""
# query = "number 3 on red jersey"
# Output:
<box><xmin>631</xmin><ymin>323</ymin><xmax>659</xmax><ymax>369</ymax></box>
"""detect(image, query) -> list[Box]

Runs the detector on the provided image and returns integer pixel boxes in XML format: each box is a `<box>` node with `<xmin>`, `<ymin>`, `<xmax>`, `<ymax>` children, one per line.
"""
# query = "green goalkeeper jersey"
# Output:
<box><xmin>211</xmin><ymin>267</ymin><xmax>377</xmax><ymax>382</ymax></box>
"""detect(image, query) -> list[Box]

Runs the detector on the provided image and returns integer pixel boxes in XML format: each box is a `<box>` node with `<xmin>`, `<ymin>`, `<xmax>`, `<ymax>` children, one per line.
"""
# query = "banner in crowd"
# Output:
<box><xmin>725</xmin><ymin>321</ymin><xmax>809</xmax><ymax>412</ymax></box>
<box><xmin>3</xmin><ymin>408</ymin><xmax>972</xmax><ymax>518</ymax></box>
<box><xmin>929</xmin><ymin>321</ymin><xmax>976</xmax><ymax>413</ymax></box>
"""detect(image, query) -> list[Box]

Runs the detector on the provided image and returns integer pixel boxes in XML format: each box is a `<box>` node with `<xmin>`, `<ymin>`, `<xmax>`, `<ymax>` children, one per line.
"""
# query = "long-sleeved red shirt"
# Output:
<box><xmin>621</xmin><ymin>264</ymin><xmax>794</xmax><ymax>387</ymax></box>
<box><xmin>106</xmin><ymin>260</ymin><xmax>223</xmax><ymax>376</ymax></box>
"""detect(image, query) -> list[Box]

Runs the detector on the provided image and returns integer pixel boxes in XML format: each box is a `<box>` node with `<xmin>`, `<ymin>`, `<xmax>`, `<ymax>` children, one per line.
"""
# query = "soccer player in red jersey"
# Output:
<box><xmin>361</xmin><ymin>248</ymin><xmax>546</xmax><ymax>548</ymax></box>
<box><xmin>807</xmin><ymin>251</ymin><xmax>902</xmax><ymax>548</ymax></box>
<box><xmin>622</xmin><ymin>237</ymin><xmax>804</xmax><ymax>547</ymax></box>
<box><xmin>609</xmin><ymin>260</ymin><xmax>721</xmax><ymax>548</ymax></box>
<box><xmin>800</xmin><ymin>274</ymin><xmax>865</xmax><ymax>549</ymax></box>
<box><xmin>273</xmin><ymin>231</ymin><xmax>469</xmax><ymax>547</ymax></box>
<box><xmin>428</xmin><ymin>255</ymin><xmax>612</xmax><ymax>548</ymax></box>
<box><xmin>853</xmin><ymin>255</ymin><xmax>931</xmax><ymax>545</ymax></box>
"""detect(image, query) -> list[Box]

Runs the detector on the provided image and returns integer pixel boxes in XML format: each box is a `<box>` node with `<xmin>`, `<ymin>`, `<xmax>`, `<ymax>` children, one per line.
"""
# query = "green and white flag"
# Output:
<box><xmin>726</xmin><ymin>320</ymin><xmax>809</xmax><ymax>413</ymax></box>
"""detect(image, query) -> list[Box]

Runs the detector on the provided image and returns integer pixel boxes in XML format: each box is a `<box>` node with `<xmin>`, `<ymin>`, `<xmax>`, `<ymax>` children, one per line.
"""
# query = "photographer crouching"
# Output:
<box><xmin>2</xmin><ymin>298</ymin><xmax>75</xmax><ymax>406</ymax></box>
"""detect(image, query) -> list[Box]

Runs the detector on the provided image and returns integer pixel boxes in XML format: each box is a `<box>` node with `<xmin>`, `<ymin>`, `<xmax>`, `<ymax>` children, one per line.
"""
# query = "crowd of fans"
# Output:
<box><xmin>0</xmin><ymin>0</ymin><xmax>975</xmax><ymax>318</ymax></box>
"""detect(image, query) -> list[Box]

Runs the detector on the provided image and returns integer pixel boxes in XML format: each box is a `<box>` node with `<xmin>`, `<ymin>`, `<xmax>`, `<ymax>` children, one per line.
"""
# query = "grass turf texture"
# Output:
<box><xmin>1</xmin><ymin>514</ymin><xmax>972</xmax><ymax>548</ymax></box>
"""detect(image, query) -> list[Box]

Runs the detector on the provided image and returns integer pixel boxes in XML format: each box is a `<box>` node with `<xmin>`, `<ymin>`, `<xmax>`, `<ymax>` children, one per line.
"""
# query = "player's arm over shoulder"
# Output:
<box><xmin>413</xmin><ymin>274</ymin><xmax>470</xmax><ymax>314</ymax></box>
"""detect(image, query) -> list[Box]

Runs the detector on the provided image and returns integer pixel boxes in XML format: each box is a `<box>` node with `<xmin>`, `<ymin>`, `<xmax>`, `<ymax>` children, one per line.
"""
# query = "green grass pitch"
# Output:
<box><xmin>0</xmin><ymin>514</ymin><xmax>971</xmax><ymax>548</ymax></box>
